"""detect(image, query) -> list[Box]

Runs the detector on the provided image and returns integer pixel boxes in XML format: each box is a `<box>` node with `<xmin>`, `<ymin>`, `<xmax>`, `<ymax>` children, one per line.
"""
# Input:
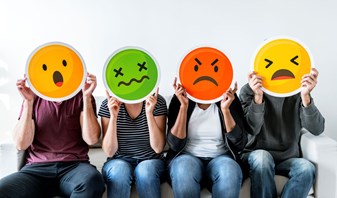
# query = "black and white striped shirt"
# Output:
<box><xmin>98</xmin><ymin>95</ymin><xmax>167</xmax><ymax>160</ymax></box>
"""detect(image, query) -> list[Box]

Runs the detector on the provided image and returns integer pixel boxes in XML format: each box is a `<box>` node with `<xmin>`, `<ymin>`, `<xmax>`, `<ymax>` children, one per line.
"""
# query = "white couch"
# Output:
<box><xmin>91</xmin><ymin>96</ymin><xmax>337</xmax><ymax>198</ymax></box>
<box><xmin>88</xmin><ymin>131</ymin><xmax>337</xmax><ymax>198</ymax></box>
<box><xmin>1</xmin><ymin>95</ymin><xmax>337</xmax><ymax>198</ymax></box>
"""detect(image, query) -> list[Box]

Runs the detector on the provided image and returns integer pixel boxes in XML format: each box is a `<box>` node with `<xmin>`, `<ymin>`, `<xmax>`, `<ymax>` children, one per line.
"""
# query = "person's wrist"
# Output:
<box><xmin>24</xmin><ymin>99</ymin><xmax>34</xmax><ymax>107</ymax></box>
<box><xmin>83</xmin><ymin>95</ymin><xmax>92</xmax><ymax>104</ymax></box>
<box><xmin>179</xmin><ymin>105</ymin><xmax>188</xmax><ymax>113</ymax></box>
<box><xmin>221</xmin><ymin>108</ymin><xmax>230</xmax><ymax>114</ymax></box>
<box><xmin>254</xmin><ymin>94</ymin><xmax>263</xmax><ymax>104</ymax></box>
<box><xmin>145</xmin><ymin>110</ymin><xmax>154</xmax><ymax>118</ymax></box>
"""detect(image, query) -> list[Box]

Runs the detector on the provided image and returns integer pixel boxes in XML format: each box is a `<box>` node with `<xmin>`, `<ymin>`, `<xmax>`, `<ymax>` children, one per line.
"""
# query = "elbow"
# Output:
<box><xmin>104</xmin><ymin>151</ymin><xmax>114</xmax><ymax>158</ymax></box>
<box><xmin>15</xmin><ymin>142</ymin><xmax>29</xmax><ymax>151</ymax></box>
<box><xmin>103</xmin><ymin>147</ymin><xmax>116</xmax><ymax>158</ymax></box>
<box><xmin>84</xmin><ymin>129</ymin><xmax>101</xmax><ymax>146</ymax></box>
<box><xmin>153</xmin><ymin>146</ymin><xmax>164</xmax><ymax>154</ymax></box>
<box><xmin>14</xmin><ymin>137</ymin><xmax>30</xmax><ymax>151</ymax></box>
<box><xmin>84</xmin><ymin>134</ymin><xmax>100</xmax><ymax>145</ymax></box>
<box><xmin>102</xmin><ymin>141</ymin><xmax>117</xmax><ymax>158</ymax></box>
<box><xmin>86</xmin><ymin>138</ymin><xmax>99</xmax><ymax>146</ymax></box>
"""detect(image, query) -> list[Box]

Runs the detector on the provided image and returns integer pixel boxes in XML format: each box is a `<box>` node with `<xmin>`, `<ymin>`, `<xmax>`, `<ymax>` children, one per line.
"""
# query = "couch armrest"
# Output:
<box><xmin>301</xmin><ymin>131</ymin><xmax>337</xmax><ymax>198</ymax></box>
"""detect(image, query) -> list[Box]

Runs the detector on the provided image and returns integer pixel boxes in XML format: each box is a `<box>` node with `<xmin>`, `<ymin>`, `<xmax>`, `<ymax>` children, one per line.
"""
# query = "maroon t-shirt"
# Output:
<box><xmin>19</xmin><ymin>92</ymin><xmax>97</xmax><ymax>164</ymax></box>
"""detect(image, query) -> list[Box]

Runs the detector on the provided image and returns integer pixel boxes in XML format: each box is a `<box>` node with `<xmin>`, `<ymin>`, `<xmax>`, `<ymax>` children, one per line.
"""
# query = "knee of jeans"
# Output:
<box><xmin>169</xmin><ymin>155</ymin><xmax>201</xmax><ymax>179</ymax></box>
<box><xmin>135</xmin><ymin>160</ymin><xmax>162</xmax><ymax>180</ymax></box>
<box><xmin>83</xmin><ymin>171</ymin><xmax>106</xmax><ymax>192</ymax></box>
<box><xmin>102</xmin><ymin>159</ymin><xmax>132</xmax><ymax>182</ymax></box>
<box><xmin>215</xmin><ymin>159</ymin><xmax>242</xmax><ymax>183</ymax></box>
<box><xmin>294</xmin><ymin>159</ymin><xmax>316</xmax><ymax>178</ymax></box>
<box><xmin>248</xmin><ymin>150</ymin><xmax>274</xmax><ymax>170</ymax></box>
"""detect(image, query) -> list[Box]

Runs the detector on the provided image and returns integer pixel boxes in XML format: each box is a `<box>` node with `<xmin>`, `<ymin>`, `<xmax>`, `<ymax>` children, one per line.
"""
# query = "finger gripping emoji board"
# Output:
<box><xmin>26</xmin><ymin>42</ymin><xmax>86</xmax><ymax>102</ymax></box>
<box><xmin>103</xmin><ymin>47</ymin><xmax>160</xmax><ymax>104</ymax></box>
<box><xmin>179</xmin><ymin>47</ymin><xmax>234</xmax><ymax>104</ymax></box>
<box><xmin>253</xmin><ymin>37</ymin><xmax>313</xmax><ymax>97</ymax></box>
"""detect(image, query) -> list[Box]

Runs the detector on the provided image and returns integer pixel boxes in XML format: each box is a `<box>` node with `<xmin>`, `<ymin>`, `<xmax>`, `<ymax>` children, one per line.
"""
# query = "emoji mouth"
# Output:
<box><xmin>118</xmin><ymin>75</ymin><xmax>149</xmax><ymax>87</ymax></box>
<box><xmin>193</xmin><ymin>76</ymin><xmax>218</xmax><ymax>86</ymax></box>
<box><xmin>271</xmin><ymin>69</ymin><xmax>295</xmax><ymax>80</ymax></box>
<box><xmin>53</xmin><ymin>71</ymin><xmax>64</xmax><ymax>87</ymax></box>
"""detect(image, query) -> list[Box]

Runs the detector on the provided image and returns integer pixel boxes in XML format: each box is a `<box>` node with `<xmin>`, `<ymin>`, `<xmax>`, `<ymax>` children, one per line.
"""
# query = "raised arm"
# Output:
<box><xmin>300</xmin><ymin>68</ymin><xmax>325</xmax><ymax>135</ymax></box>
<box><xmin>221</xmin><ymin>82</ymin><xmax>248</xmax><ymax>151</ymax></box>
<box><xmin>221</xmin><ymin>82</ymin><xmax>238</xmax><ymax>132</ymax></box>
<box><xmin>80</xmin><ymin>73</ymin><xmax>101</xmax><ymax>145</ymax></box>
<box><xmin>239</xmin><ymin>72</ymin><xmax>265</xmax><ymax>135</ymax></box>
<box><xmin>13</xmin><ymin>76</ymin><xmax>35</xmax><ymax>151</ymax></box>
<box><xmin>146</xmin><ymin>88</ymin><xmax>167</xmax><ymax>154</ymax></box>
<box><xmin>101</xmin><ymin>91</ymin><xmax>121</xmax><ymax>157</ymax></box>
<box><xmin>167</xmin><ymin>77</ymin><xmax>189</xmax><ymax>151</ymax></box>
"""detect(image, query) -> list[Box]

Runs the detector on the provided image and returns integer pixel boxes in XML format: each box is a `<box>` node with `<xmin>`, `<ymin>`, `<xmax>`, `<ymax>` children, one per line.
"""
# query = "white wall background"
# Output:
<box><xmin>0</xmin><ymin>0</ymin><xmax>336</xmax><ymax>142</ymax></box>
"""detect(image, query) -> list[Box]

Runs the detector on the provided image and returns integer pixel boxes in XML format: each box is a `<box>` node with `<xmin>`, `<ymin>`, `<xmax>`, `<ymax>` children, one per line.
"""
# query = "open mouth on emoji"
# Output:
<box><xmin>271</xmin><ymin>69</ymin><xmax>295</xmax><ymax>80</ymax></box>
<box><xmin>53</xmin><ymin>71</ymin><xmax>64</xmax><ymax>87</ymax></box>
<box><xmin>118</xmin><ymin>75</ymin><xmax>149</xmax><ymax>87</ymax></box>
<box><xmin>193</xmin><ymin>76</ymin><xmax>218</xmax><ymax>86</ymax></box>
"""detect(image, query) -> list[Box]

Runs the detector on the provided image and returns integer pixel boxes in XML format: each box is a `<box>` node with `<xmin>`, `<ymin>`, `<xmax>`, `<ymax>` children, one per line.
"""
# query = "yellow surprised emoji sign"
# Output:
<box><xmin>26</xmin><ymin>42</ymin><xmax>86</xmax><ymax>102</ymax></box>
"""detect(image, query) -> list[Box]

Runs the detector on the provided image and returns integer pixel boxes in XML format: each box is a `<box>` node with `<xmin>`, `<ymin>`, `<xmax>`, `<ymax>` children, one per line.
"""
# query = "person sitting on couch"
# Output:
<box><xmin>166</xmin><ymin>78</ymin><xmax>248</xmax><ymax>198</ymax></box>
<box><xmin>98</xmin><ymin>88</ymin><xmax>167</xmax><ymax>198</ymax></box>
<box><xmin>239</xmin><ymin>68</ymin><xmax>325</xmax><ymax>198</ymax></box>
<box><xmin>0</xmin><ymin>73</ymin><xmax>105</xmax><ymax>198</ymax></box>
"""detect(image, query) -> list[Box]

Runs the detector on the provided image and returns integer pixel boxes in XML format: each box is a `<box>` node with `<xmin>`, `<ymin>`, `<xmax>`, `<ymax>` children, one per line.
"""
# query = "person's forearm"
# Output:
<box><xmin>82</xmin><ymin>96</ymin><xmax>100</xmax><ymax>145</ymax></box>
<box><xmin>13</xmin><ymin>100</ymin><xmax>34</xmax><ymax>150</ymax></box>
<box><xmin>222</xmin><ymin>109</ymin><xmax>236</xmax><ymax>132</ymax></box>
<box><xmin>147</xmin><ymin>114</ymin><xmax>165</xmax><ymax>153</ymax></box>
<box><xmin>102</xmin><ymin>117</ymin><xmax>118</xmax><ymax>157</ymax></box>
<box><xmin>170</xmin><ymin>106</ymin><xmax>188</xmax><ymax>139</ymax></box>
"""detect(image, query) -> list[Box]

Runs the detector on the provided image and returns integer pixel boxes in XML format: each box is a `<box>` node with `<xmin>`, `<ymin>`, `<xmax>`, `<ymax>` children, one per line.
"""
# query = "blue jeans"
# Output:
<box><xmin>168</xmin><ymin>154</ymin><xmax>242</xmax><ymax>198</ymax></box>
<box><xmin>241</xmin><ymin>150</ymin><xmax>315</xmax><ymax>198</ymax></box>
<box><xmin>0</xmin><ymin>162</ymin><xmax>105</xmax><ymax>198</ymax></box>
<box><xmin>102</xmin><ymin>157</ymin><xmax>165</xmax><ymax>198</ymax></box>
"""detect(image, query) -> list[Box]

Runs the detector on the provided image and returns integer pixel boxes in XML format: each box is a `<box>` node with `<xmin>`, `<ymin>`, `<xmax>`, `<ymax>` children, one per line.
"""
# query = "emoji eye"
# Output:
<box><xmin>137</xmin><ymin>62</ymin><xmax>147</xmax><ymax>72</ymax></box>
<box><xmin>62</xmin><ymin>60</ymin><xmax>67</xmax><ymax>67</ymax></box>
<box><xmin>211</xmin><ymin>59</ymin><xmax>218</xmax><ymax>72</ymax></box>
<box><xmin>42</xmin><ymin>64</ymin><xmax>47</xmax><ymax>71</ymax></box>
<box><xmin>194</xmin><ymin>58</ymin><xmax>202</xmax><ymax>72</ymax></box>
<box><xmin>265</xmin><ymin>58</ymin><xmax>273</xmax><ymax>68</ymax></box>
<box><xmin>113</xmin><ymin>67</ymin><xmax>124</xmax><ymax>78</ymax></box>
<box><xmin>290</xmin><ymin>55</ymin><xmax>299</xmax><ymax>66</ymax></box>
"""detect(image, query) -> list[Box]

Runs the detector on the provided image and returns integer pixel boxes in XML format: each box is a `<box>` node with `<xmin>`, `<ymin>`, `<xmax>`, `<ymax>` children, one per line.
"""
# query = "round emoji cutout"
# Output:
<box><xmin>26</xmin><ymin>42</ymin><xmax>86</xmax><ymax>102</ymax></box>
<box><xmin>179</xmin><ymin>47</ymin><xmax>234</xmax><ymax>104</ymax></box>
<box><xmin>253</xmin><ymin>37</ymin><xmax>313</xmax><ymax>97</ymax></box>
<box><xmin>103</xmin><ymin>47</ymin><xmax>160</xmax><ymax>103</ymax></box>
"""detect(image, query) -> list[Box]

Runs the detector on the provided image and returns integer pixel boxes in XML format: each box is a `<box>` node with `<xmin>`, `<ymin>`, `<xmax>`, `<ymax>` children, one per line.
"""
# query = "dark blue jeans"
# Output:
<box><xmin>241</xmin><ymin>150</ymin><xmax>315</xmax><ymax>198</ymax></box>
<box><xmin>168</xmin><ymin>154</ymin><xmax>242</xmax><ymax>198</ymax></box>
<box><xmin>102</xmin><ymin>156</ymin><xmax>165</xmax><ymax>198</ymax></box>
<box><xmin>0</xmin><ymin>162</ymin><xmax>105</xmax><ymax>198</ymax></box>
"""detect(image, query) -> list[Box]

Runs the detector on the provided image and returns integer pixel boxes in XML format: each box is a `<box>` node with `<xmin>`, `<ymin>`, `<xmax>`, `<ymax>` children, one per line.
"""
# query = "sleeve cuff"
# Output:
<box><xmin>251</xmin><ymin>101</ymin><xmax>265</xmax><ymax>113</ymax></box>
<box><xmin>302</xmin><ymin>99</ymin><xmax>318</xmax><ymax>116</ymax></box>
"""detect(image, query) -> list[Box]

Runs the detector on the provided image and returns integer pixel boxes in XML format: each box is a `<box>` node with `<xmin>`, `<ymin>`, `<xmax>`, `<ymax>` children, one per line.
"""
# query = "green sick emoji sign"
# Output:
<box><xmin>103</xmin><ymin>47</ymin><xmax>160</xmax><ymax>103</ymax></box>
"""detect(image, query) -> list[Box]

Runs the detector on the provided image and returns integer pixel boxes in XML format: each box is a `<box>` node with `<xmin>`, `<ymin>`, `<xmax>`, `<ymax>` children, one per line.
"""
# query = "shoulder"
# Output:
<box><xmin>100</xmin><ymin>98</ymin><xmax>108</xmax><ymax>107</ymax></box>
<box><xmin>98</xmin><ymin>98</ymin><xmax>110</xmax><ymax>117</ymax></box>
<box><xmin>157</xmin><ymin>94</ymin><xmax>167</xmax><ymax>106</ymax></box>
<box><xmin>154</xmin><ymin>94</ymin><xmax>168</xmax><ymax>115</ymax></box>
<box><xmin>240</xmin><ymin>83</ymin><xmax>252</xmax><ymax>93</ymax></box>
